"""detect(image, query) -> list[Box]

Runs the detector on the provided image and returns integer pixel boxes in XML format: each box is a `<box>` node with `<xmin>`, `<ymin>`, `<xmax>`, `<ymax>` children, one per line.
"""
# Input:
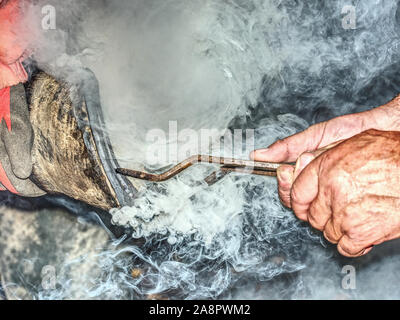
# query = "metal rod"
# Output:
<box><xmin>204</xmin><ymin>166</ymin><xmax>278</xmax><ymax>186</ymax></box>
<box><xmin>116</xmin><ymin>155</ymin><xmax>281</xmax><ymax>182</ymax></box>
<box><xmin>220</xmin><ymin>166</ymin><xmax>278</xmax><ymax>177</ymax></box>
<box><xmin>204</xmin><ymin>169</ymin><xmax>230</xmax><ymax>186</ymax></box>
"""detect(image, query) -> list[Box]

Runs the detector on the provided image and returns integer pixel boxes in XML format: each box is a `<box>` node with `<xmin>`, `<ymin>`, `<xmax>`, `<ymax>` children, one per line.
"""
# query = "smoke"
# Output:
<box><xmin>16</xmin><ymin>0</ymin><xmax>400</xmax><ymax>299</ymax></box>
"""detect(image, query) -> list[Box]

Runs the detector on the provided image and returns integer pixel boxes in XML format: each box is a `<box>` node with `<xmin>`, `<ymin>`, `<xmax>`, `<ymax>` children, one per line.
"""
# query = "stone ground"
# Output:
<box><xmin>0</xmin><ymin>194</ymin><xmax>114</xmax><ymax>300</ymax></box>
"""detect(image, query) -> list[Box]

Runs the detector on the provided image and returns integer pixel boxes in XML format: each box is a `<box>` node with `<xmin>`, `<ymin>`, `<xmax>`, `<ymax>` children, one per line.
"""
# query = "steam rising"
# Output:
<box><xmin>18</xmin><ymin>0</ymin><xmax>400</xmax><ymax>299</ymax></box>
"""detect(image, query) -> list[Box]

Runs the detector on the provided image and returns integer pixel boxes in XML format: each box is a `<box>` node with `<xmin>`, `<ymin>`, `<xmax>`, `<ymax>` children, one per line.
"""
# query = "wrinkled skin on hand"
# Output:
<box><xmin>251</xmin><ymin>96</ymin><xmax>400</xmax><ymax>257</ymax></box>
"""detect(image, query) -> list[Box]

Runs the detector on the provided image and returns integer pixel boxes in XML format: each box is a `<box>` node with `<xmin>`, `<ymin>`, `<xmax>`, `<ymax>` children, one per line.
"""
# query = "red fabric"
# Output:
<box><xmin>0</xmin><ymin>162</ymin><xmax>18</xmax><ymax>194</ymax></box>
<box><xmin>0</xmin><ymin>0</ymin><xmax>30</xmax><ymax>89</ymax></box>
<box><xmin>0</xmin><ymin>87</ymin><xmax>12</xmax><ymax>131</ymax></box>
<box><xmin>0</xmin><ymin>79</ymin><xmax>16</xmax><ymax>194</ymax></box>
<box><xmin>0</xmin><ymin>86</ymin><xmax>15</xmax><ymax>193</ymax></box>
<box><xmin>0</xmin><ymin>0</ymin><xmax>28</xmax><ymax>193</ymax></box>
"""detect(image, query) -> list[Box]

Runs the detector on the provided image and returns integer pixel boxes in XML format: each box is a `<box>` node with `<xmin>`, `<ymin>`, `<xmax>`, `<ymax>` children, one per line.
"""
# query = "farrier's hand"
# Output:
<box><xmin>0</xmin><ymin>84</ymin><xmax>44</xmax><ymax>196</ymax></box>
<box><xmin>251</xmin><ymin>98</ymin><xmax>400</xmax><ymax>206</ymax></box>
<box><xmin>251</xmin><ymin>95</ymin><xmax>400</xmax><ymax>257</ymax></box>
<box><xmin>271</xmin><ymin>130</ymin><xmax>400</xmax><ymax>257</ymax></box>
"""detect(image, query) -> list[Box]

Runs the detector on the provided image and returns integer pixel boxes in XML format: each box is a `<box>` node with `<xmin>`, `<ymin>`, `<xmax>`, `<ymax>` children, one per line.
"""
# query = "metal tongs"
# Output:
<box><xmin>116</xmin><ymin>155</ymin><xmax>282</xmax><ymax>186</ymax></box>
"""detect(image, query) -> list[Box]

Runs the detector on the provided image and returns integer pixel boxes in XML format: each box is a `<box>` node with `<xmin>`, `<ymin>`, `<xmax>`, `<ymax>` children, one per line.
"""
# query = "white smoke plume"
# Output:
<box><xmin>15</xmin><ymin>0</ymin><xmax>400</xmax><ymax>299</ymax></box>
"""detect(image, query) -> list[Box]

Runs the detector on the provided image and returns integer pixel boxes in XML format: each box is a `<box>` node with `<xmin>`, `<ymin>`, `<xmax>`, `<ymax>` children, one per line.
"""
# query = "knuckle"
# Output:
<box><xmin>293</xmin><ymin>210</ymin><xmax>307</xmax><ymax>222</ymax></box>
<box><xmin>308</xmin><ymin>214</ymin><xmax>322</xmax><ymax>230</ymax></box>
<box><xmin>291</xmin><ymin>201</ymin><xmax>308</xmax><ymax>221</ymax></box>
<box><xmin>346</xmin><ymin>229</ymin><xmax>359</xmax><ymax>241</ymax></box>
<box><xmin>323</xmin><ymin>230</ymin><xmax>338</xmax><ymax>244</ymax></box>
<box><xmin>339</xmin><ymin>238</ymin><xmax>361</xmax><ymax>257</ymax></box>
<box><xmin>323</xmin><ymin>219</ymin><xmax>342</xmax><ymax>243</ymax></box>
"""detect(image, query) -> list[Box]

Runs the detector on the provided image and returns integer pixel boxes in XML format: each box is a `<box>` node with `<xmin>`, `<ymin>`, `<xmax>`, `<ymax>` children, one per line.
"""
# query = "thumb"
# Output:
<box><xmin>292</xmin><ymin>142</ymin><xmax>341</xmax><ymax>181</ymax></box>
<box><xmin>293</xmin><ymin>152</ymin><xmax>316</xmax><ymax>182</ymax></box>
<box><xmin>250</xmin><ymin>122</ymin><xmax>327</xmax><ymax>163</ymax></box>
<box><xmin>290</xmin><ymin>155</ymin><xmax>322</xmax><ymax>221</ymax></box>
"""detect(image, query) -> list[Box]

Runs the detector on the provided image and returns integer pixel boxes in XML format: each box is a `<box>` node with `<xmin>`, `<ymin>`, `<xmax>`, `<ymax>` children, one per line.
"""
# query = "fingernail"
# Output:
<box><xmin>295</xmin><ymin>157</ymin><xmax>304</xmax><ymax>174</ymax></box>
<box><xmin>300</xmin><ymin>155</ymin><xmax>309</xmax><ymax>168</ymax></box>
<box><xmin>259</xmin><ymin>148</ymin><xmax>270</xmax><ymax>153</ymax></box>
<box><xmin>250</xmin><ymin>149</ymin><xmax>269</xmax><ymax>160</ymax></box>
<box><xmin>295</xmin><ymin>159</ymin><xmax>301</xmax><ymax>173</ymax></box>
<box><xmin>296</xmin><ymin>153</ymin><xmax>314</xmax><ymax>173</ymax></box>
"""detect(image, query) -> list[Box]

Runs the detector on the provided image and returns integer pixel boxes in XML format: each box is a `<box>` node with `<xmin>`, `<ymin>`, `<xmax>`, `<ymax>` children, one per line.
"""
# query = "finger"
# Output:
<box><xmin>294</xmin><ymin>145</ymin><xmax>341</xmax><ymax>229</ymax></box>
<box><xmin>277</xmin><ymin>165</ymin><xmax>294</xmax><ymax>208</ymax></box>
<box><xmin>311</xmin><ymin>140</ymin><xmax>344</xmax><ymax>159</ymax></box>
<box><xmin>308</xmin><ymin>196</ymin><xmax>332</xmax><ymax>231</ymax></box>
<box><xmin>2</xmin><ymin>84</ymin><xmax>33</xmax><ymax>179</ymax></box>
<box><xmin>323</xmin><ymin>218</ymin><xmax>342</xmax><ymax>244</ymax></box>
<box><xmin>250</xmin><ymin>122</ymin><xmax>328</xmax><ymax>163</ymax></box>
<box><xmin>293</xmin><ymin>152</ymin><xmax>316</xmax><ymax>182</ymax></box>
<box><xmin>290</xmin><ymin>155</ymin><xmax>322</xmax><ymax>221</ymax></box>
<box><xmin>337</xmin><ymin>235</ymin><xmax>373</xmax><ymax>258</ymax></box>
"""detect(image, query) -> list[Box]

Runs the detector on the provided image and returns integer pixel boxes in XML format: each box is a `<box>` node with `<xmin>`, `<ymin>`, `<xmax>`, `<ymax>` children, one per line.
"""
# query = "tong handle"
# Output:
<box><xmin>116</xmin><ymin>155</ymin><xmax>282</xmax><ymax>182</ymax></box>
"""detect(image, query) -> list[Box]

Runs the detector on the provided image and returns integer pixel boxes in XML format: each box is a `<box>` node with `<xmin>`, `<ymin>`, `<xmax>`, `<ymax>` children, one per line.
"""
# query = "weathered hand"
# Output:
<box><xmin>278</xmin><ymin>130</ymin><xmax>400</xmax><ymax>257</ymax></box>
<box><xmin>252</xmin><ymin>97</ymin><xmax>400</xmax><ymax>206</ymax></box>
<box><xmin>251</xmin><ymin>96</ymin><xmax>400</xmax><ymax>257</ymax></box>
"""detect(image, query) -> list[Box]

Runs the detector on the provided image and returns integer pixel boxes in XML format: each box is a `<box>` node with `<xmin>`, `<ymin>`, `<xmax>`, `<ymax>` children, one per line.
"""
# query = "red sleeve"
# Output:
<box><xmin>0</xmin><ymin>87</ymin><xmax>11</xmax><ymax>131</ymax></box>
<box><xmin>0</xmin><ymin>87</ymin><xmax>18</xmax><ymax>194</ymax></box>
<box><xmin>0</xmin><ymin>0</ymin><xmax>30</xmax><ymax>89</ymax></box>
